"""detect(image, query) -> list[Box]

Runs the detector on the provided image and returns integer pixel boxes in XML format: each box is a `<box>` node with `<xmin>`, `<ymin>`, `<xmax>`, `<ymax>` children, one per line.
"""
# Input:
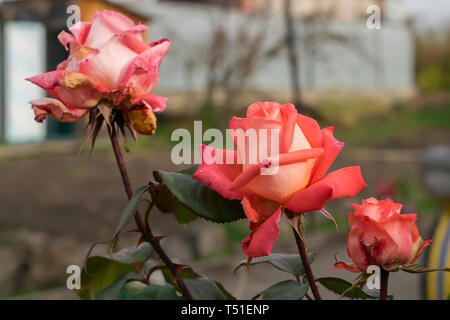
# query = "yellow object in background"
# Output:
<box><xmin>426</xmin><ymin>203</ymin><xmax>450</xmax><ymax>300</ymax></box>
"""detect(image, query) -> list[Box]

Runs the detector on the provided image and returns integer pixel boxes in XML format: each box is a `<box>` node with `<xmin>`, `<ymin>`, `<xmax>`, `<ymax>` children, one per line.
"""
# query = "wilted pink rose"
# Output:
<box><xmin>26</xmin><ymin>10</ymin><xmax>170</xmax><ymax>135</ymax></box>
<box><xmin>334</xmin><ymin>198</ymin><xmax>432</xmax><ymax>272</ymax></box>
<box><xmin>194</xmin><ymin>102</ymin><xmax>367</xmax><ymax>258</ymax></box>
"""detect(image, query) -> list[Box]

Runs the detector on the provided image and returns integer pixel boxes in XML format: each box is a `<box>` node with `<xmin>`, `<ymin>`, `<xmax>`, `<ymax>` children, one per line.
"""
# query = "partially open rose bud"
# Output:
<box><xmin>334</xmin><ymin>198</ymin><xmax>432</xmax><ymax>272</ymax></box>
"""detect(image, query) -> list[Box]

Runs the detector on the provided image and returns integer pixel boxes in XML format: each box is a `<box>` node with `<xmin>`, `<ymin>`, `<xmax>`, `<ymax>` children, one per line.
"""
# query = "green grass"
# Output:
<box><xmin>336</xmin><ymin>103</ymin><xmax>450</xmax><ymax>145</ymax></box>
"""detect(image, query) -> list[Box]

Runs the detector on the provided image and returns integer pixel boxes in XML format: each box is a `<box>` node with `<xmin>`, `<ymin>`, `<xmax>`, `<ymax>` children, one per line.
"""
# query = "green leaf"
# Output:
<box><xmin>112</xmin><ymin>185</ymin><xmax>151</xmax><ymax>240</ymax></box>
<box><xmin>151</xmin><ymin>181</ymin><xmax>197</xmax><ymax>225</ymax></box>
<box><xmin>234</xmin><ymin>252</ymin><xmax>315</xmax><ymax>277</ymax></box>
<box><xmin>153</xmin><ymin>166</ymin><xmax>246</xmax><ymax>223</ymax></box>
<box><xmin>126</xmin><ymin>284</ymin><xmax>179</xmax><ymax>300</ymax></box>
<box><xmin>95</xmin><ymin>272</ymin><xmax>140</xmax><ymax>300</ymax></box>
<box><xmin>160</xmin><ymin>266</ymin><xmax>235</xmax><ymax>300</ymax></box>
<box><xmin>110</xmin><ymin>242</ymin><xmax>153</xmax><ymax>264</ymax></box>
<box><xmin>78</xmin><ymin>257</ymin><xmax>137</xmax><ymax>300</ymax></box>
<box><xmin>317</xmin><ymin>277</ymin><xmax>389</xmax><ymax>300</ymax></box>
<box><xmin>184</xmin><ymin>277</ymin><xmax>231</xmax><ymax>300</ymax></box>
<box><xmin>77</xmin><ymin>244</ymin><xmax>151</xmax><ymax>300</ymax></box>
<box><xmin>253</xmin><ymin>280</ymin><xmax>309</xmax><ymax>300</ymax></box>
<box><xmin>121</xmin><ymin>280</ymin><xmax>148</xmax><ymax>299</ymax></box>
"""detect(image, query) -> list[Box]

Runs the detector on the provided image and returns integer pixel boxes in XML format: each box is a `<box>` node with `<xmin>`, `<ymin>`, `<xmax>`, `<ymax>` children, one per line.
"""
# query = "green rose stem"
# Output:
<box><xmin>380</xmin><ymin>268</ymin><xmax>389</xmax><ymax>300</ymax></box>
<box><xmin>291</xmin><ymin>226</ymin><xmax>322</xmax><ymax>300</ymax></box>
<box><xmin>107</xmin><ymin>123</ymin><xmax>193</xmax><ymax>300</ymax></box>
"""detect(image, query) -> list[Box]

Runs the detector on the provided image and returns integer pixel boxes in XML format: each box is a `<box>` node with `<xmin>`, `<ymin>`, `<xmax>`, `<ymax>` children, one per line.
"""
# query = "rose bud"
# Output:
<box><xmin>334</xmin><ymin>198</ymin><xmax>432</xmax><ymax>272</ymax></box>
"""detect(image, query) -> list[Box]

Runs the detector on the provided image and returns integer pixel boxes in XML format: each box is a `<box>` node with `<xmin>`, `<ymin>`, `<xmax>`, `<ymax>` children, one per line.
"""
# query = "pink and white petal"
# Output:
<box><xmin>193</xmin><ymin>145</ymin><xmax>243</xmax><ymax>200</ymax></box>
<box><xmin>54</xmin><ymin>86</ymin><xmax>101</xmax><ymax>109</ymax></box>
<box><xmin>310</xmin><ymin>127</ymin><xmax>346</xmax><ymax>183</ymax></box>
<box><xmin>285</xmin><ymin>166</ymin><xmax>367</xmax><ymax>213</ymax></box>
<box><xmin>381</xmin><ymin>213</ymin><xmax>418</xmax><ymax>264</ymax></box>
<box><xmin>85</xmin><ymin>10</ymin><xmax>140</xmax><ymax>49</ymax></box>
<box><xmin>58</xmin><ymin>31</ymin><xmax>76</xmax><ymax>50</ymax></box>
<box><xmin>241</xmin><ymin>207</ymin><xmax>282</xmax><ymax>258</ymax></box>
<box><xmin>57</xmin><ymin>60</ymin><xmax>68</xmax><ymax>70</ymax></box>
<box><xmin>26</xmin><ymin>70</ymin><xmax>64</xmax><ymax>99</ymax></box>
<box><xmin>119</xmin><ymin>38</ymin><xmax>170</xmax><ymax>99</ymax></box>
<box><xmin>132</xmin><ymin>94</ymin><xmax>167</xmax><ymax>113</ymax></box>
<box><xmin>30</xmin><ymin>98</ymin><xmax>87</xmax><ymax>123</ymax></box>
<box><xmin>69</xmin><ymin>21</ymin><xmax>91</xmax><ymax>44</ymax></box>
<box><xmin>64</xmin><ymin>44</ymin><xmax>99</xmax><ymax>73</ymax></box>
<box><xmin>84</xmin><ymin>34</ymin><xmax>138</xmax><ymax>90</ymax></box>
<box><xmin>53</xmin><ymin>72</ymin><xmax>105</xmax><ymax>108</ymax></box>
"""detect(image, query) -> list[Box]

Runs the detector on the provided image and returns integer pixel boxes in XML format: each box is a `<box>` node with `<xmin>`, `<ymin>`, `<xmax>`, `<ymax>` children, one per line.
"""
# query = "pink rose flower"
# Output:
<box><xmin>334</xmin><ymin>198</ymin><xmax>432</xmax><ymax>272</ymax></box>
<box><xmin>26</xmin><ymin>10</ymin><xmax>170</xmax><ymax>135</ymax></box>
<box><xmin>194</xmin><ymin>101</ymin><xmax>367</xmax><ymax>257</ymax></box>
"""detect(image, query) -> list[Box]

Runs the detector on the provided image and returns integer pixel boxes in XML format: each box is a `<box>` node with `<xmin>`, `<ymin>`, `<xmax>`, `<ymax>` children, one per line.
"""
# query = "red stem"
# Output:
<box><xmin>107</xmin><ymin>123</ymin><xmax>193</xmax><ymax>300</ymax></box>
<box><xmin>291</xmin><ymin>226</ymin><xmax>322</xmax><ymax>300</ymax></box>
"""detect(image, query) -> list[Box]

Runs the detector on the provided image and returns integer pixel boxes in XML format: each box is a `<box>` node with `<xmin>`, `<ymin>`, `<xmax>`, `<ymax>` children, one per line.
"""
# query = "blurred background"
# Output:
<box><xmin>0</xmin><ymin>0</ymin><xmax>449</xmax><ymax>299</ymax></box>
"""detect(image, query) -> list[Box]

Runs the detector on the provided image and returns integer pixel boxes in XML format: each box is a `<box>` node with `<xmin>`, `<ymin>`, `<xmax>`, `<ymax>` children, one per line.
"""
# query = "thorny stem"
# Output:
<box><xmin>107</xmin><ymin>123</ymin><xmax>193</xmax><ymax>300</ymax></box>
<box><xmin>380</xmin><ymin>268</ymin><xmax>389</xmax><ymax>300</ymax></box>
<box><xmin>291</xmin><ymin>226</ymin><xmax>322</xmax><ymax>300</ymax></box>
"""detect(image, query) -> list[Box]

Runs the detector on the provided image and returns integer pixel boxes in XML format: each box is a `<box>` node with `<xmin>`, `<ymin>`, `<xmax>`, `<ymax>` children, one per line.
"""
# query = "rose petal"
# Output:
<box><xmin>332</xmin><ymin>261</ymin><xmax>363</xmax><ymax>273</ymax></box>
<box><xmin>193</xmin><ymin>145</ymin><xmax>243</xmax><ymax>200</ymax></box>
<box><xmin>69</xmin><ymin>21</ymin><xmax>92</xmax><ymax>44</ymax></box>
<box><xmin>229</xmin><ymin>115</ymin><xmax>317</xmax><ymax>203</ymax></box>
<box><xmin>349</xmin><ymin>198</ymin><xmax>402</xmax><ymax>226</ymax></box>
<box><xmin>241</xmin><ymin>207</ymin><xmax>282</xmax><ymax>257</ymax></box>
<box><xmin>357</xmin><ymin>216</ymin><xmax>399</xmax><ymax>266</ymax></box>
<box><xmin>228</xmin><ymin>148</ymin><xmax>323</xmax><ymax>192</ymax></box>
<box><xmin>296</xmin><ymin>113</ymin><xmax>323</xmax><ymax>148</ymax></box>
<box><xmin>57</xmin><ymin>72</ymin><xmax>105</xmax><ymax>108</ymax></box>
<box><xmin>121</xmin><ymin>32</ymin><xmax>150</xmax><ymax>54</ymax></box>
<box><xmin>84</xmin><ymin>34</ymin><xmax>139</xmax><ymax>90</ymax></box>
<box><xmin>26</xmin><ymin>70</ymin><xmax>63</xmax><ymax>99</ymax></box>
<box><xmin>310</xmin><ymin>127</ymin><xmax>346</xmax><ymax>183</ymax></box>
<box><xmin>285</xmin><ymin>166</ymin><xmax>367</xmax><ymax>213</ymax></box>
<box><xmin>58</xmin><ymin>31</ymin><xmax>76</xmax><ymax>50</ymax></box>
<box><xmin>119</xmin><ymin>39</ymin><xmax>170</xmax><ymax>99</ymax></box>
<box><xmin>245</xmin><ymin>102</ymin><xmax>298</xmax><ymax>153</ymax></box>
<box><xmin>381</xmin><ymin>213</ymin><xmax>418</xmax><ymax>264</ymax></box>
<box><xmin>29</xmin><ymin>98</ymin><xmax>87</xmax><ymax>122</ymax></box>
<box><xmin>85</xmin><ymin>10</ymin><xmax>145</xmax><ymax>49</ymax></box>
<box><xmin>408</xmin><ymin>236</ymin><xmax>432</xmax><ymax>264</ymax></box>
<box><xmin>241</xmin><ymin>195</ymin><xmax>281</xmax><ymax>225</ymax></box>
<box><xmin>132</xmin><ymin>94</ymin><xmax>167</xmax><ymax>113</ymax></box>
